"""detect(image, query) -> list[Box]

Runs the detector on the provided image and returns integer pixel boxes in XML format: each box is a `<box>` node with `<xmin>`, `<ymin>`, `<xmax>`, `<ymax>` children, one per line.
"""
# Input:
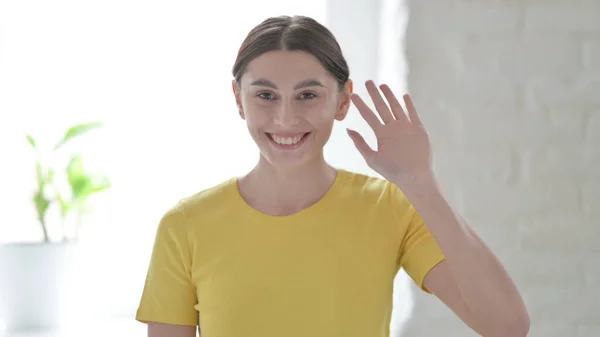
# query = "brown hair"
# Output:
<box><xmin>232</xmin><ymin>15</ymin><xmax>350</xmax><ymax>91</ymax></box>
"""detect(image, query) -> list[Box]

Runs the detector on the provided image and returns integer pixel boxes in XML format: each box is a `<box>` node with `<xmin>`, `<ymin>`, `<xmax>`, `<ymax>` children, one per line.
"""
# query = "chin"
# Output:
<box><xmin>261</xmin><ymin>151</ymin><xmax>318</xmax><ymax>169</ymax></box>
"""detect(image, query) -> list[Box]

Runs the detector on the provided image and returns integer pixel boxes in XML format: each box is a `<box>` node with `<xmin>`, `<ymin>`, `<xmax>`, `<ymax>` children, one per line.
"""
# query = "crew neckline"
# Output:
<box><xmin>229</xmin><ymin>168</ymin><xmax>349</xmax><ymax>223</ymax></box>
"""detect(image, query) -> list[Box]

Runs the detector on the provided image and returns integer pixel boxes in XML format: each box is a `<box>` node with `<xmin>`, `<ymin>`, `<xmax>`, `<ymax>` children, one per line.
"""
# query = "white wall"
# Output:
<box><xmin>403</xmin><ymin>1</ymin><xmax>600</xmax><ymax>336</ymax></box>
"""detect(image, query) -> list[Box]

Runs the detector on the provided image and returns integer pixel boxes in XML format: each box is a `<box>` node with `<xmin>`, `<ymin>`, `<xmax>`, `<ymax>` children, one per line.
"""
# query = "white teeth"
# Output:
<box><xmin>271</xmin><ymin>134</ymin><xmax>305</xmax><ymax>145</ymax></box>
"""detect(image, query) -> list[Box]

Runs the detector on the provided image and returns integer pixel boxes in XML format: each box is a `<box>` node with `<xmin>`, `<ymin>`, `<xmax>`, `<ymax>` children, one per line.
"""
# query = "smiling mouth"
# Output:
<box><xmin>266</xmin><ymin>132</ymin><xmax>311</xmax><ymax>147</ymax></box>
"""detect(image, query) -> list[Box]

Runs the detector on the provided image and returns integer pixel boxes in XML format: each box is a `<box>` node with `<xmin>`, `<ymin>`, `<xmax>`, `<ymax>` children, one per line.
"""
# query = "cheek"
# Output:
<box><xmin>244</xmin><ymin>113</ymin><xmax>264</xmax><ymax>128</ymax></box>
<box><xmin>300</xmin><ymin>100</ymin><xmax>338</xmax><ymax>123</ymax></box>
<box><xmin>243</xmin><ymin>108</ymin><xmax>271</xmax><ymax>131</ymax></box>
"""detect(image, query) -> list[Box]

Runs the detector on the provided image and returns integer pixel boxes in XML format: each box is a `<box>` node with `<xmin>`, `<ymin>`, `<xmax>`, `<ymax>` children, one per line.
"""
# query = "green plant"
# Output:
<box><xmin>27</xmin><ymin>122</ymin><xmax>111</xmax><ymax>243</ymax></box>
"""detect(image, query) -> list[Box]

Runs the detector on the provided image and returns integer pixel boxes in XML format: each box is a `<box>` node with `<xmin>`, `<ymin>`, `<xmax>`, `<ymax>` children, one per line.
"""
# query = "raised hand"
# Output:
<box><xmin>346</xmin><ymin>80</ymin><xmax>434</xmax><ymax>186</ymax></box>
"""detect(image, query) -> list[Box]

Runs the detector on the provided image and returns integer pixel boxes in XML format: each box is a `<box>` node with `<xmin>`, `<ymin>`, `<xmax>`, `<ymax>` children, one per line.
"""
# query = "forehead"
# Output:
<box><xmin>242</xmin><ymin>50</ymin><xmax>334</xmax><ymax>86</ymax></box>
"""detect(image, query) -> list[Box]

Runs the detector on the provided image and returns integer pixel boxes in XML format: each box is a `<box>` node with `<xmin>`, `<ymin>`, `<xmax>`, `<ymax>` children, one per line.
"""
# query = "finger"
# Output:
<box><xmin>380</xmin><ymin>84</ymin><xmax>409</xmax><ymax>123</ymax></box>
<box><xmin>346</xmin><ymin>128</ymin><xmax>376</xmax><ymax>161</ymax></box>
<box><xmin>403</xmin><ymin>94</ymin><xmax>423</xmax><ymax>125</ymax></box>
<box><xmin>365</xmin><ymin>80</ymin><xmax>394</xmax><ymax>124</ymax></box>
<box><xmin>351</xmin><ymin>93</ymin><xmax>382</xmax><ymax>131</ymax></box>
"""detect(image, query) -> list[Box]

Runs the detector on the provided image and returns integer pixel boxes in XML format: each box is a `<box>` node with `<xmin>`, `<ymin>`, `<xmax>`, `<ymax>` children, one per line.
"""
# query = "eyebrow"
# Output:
<box><xmin>249</xmin><ymin>78</ymin><xmax>325</xmax><ymax>90</ymax></box>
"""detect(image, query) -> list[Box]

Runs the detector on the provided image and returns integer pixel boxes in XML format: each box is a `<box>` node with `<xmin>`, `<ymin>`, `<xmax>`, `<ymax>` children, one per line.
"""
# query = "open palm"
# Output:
<box><xmin>346</xmin><ymin>80</ymin><xmax>433</xmax><ymax>185</ymax></box>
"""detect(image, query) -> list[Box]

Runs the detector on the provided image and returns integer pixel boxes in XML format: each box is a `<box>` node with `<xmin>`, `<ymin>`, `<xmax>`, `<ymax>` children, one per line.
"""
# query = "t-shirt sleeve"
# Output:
<box><xmin>393</xmin><ymin>186</ymin><xmax>446</xmax><ymax>293</ymax></box>
<box><xmin>136</xmin><ymin>201</ymin><xmax>199</xmax><ymax>326</ymax></box>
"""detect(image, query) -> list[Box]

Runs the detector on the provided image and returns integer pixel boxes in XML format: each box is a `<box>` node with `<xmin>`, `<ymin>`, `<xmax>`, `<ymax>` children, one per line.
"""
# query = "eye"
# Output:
<box><xmin>299</xmin><ymin>92</ymin><xmax>317</xmax><ymax>100</ymax></box>
<box><xmin>257</xmin><ymin>92</ymin><xmax>275</xmax><ymax>100</ymax></box>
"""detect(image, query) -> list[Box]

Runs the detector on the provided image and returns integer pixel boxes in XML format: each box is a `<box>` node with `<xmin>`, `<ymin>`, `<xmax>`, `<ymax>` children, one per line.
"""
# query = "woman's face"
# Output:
<box><xmin>233</xmin><ymin>50</ymin><xmax>351</xmax><ymax>168</ymax></box>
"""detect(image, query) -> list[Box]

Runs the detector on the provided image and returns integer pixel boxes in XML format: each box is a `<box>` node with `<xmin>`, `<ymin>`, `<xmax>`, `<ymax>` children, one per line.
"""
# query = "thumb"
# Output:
<box><xmin>346</xmin><ymin>128</ymin><xmax>376</xmax><ymax>161</ymax></box>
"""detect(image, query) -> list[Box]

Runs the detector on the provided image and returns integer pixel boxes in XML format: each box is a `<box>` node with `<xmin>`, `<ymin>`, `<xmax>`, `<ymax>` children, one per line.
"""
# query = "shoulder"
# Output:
<box><xmin>154</xmin><ymin>177</ymin><xmax>238</xmax><ymax>238</ymax></box>
<box><xmin>339</xmin><ymin>169</ymin><xmax>409</xmax><ymax>203</ymax></box>
<box><xmin>339</xmin><ymin>169</ymin><xmax>414</xmax><ymax>217</ymax></box>
<box><xmin>157</xmin><ymin>177</ymin><xmax>236</xmax><ymax>222</ymax></box>
<box><xmin>176</xmin><ymin>177</ymin><xmax>239</xmax><ymax>222</ymax></box>
<box><xmin>339</xmin><ymin>169</ymin><xmax>387</xmax><ymax>193</ymax></box>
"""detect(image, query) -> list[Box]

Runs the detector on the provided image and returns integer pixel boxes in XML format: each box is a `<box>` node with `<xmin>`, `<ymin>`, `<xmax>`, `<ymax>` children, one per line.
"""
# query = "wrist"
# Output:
<box><xmin>392</xmin><ymin>174</ymin><xmax>445</xmax><ymax>205</ymax></box>
<box><xmin>391</xmin><ymin>171</ymin><xmax>438</xmax><ymax>192</ymax></box>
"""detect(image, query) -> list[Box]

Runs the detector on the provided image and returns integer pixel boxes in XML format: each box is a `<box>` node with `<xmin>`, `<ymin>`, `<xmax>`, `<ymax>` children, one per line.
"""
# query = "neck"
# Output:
<box><xmin>238</xmin><ymin>154</ymin><xmax>338</xmax><ymax>216</ymax></box>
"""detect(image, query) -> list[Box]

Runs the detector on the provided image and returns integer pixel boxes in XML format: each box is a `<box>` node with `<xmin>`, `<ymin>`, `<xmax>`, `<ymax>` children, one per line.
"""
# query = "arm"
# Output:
<box><xmin>136</xmin><ymin>202</ymin><xmax>200</xmax><ymax>334</ymax></box>
<box><xmin>401</xmin><ymin>178</ymin><xmax>530</xmax><ymax>337</ymax></box>
<box><xmin>346</xmin><ymin>82</ymin><xmax>529</xmax><ymax>336</ymax></box>
<box><xmin>148</xmin><ymin>322</ymin><xmax>197</xmax><ymax>337</ymax></box>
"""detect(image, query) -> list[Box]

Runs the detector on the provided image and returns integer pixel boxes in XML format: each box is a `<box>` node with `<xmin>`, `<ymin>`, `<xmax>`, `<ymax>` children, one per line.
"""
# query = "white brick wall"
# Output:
<box><xmin>403</xmin><ymin>1</ymin><xmax>600</xmax><ymax>336</ymax></box>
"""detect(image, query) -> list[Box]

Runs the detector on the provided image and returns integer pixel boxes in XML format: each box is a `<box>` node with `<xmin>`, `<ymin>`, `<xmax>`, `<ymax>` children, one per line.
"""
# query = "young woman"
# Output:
<box><xmin>136</xmin><ymin>15</ymin><xmax>529</xmax><ymax>337</ymax></box>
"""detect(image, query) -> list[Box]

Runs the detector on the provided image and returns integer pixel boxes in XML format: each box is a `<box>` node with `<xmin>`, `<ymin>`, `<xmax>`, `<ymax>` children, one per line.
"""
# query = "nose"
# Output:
<box><xmin>273</xmin><ymin>102</ymin><xmax>299</xmax><ymax>127</ymax></box>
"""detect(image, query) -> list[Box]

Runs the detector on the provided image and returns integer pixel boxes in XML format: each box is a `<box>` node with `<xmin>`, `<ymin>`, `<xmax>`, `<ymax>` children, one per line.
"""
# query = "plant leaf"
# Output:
<box><xmin>56</xmin><ymin>193</ymin><xmax>71</xmax><ymax>219</ymax></box>
<box><xmin>54</xmin><ymin>122</ymin><xmax>103</xmax><ymax>151</ymax></box>
<box><xmin>66</xmin><ymin>155</ymin><xmax>86</xmax><ymax>191</ymax></box>
<box><xmin>47</xmin><ymin>168</ymin><xmax>55</xmax><ymax>182</ymax></box>
<box><xmin>66</xmin><ymin>155</ymin><xmax>110</xmax><ymax>199</ymax></box>
<box><xmin>26</xmin><ymin>134</ymin><xmax>37</xmax><ymax>149</ymax></box>
<box><xmin>36</xmin><ymin>162</ymin><xmax>44</xmax><ymax>187</ymax></box>
<box><xmin>33</xmin><ymin>190</ymin><xmax>51</xmax><ymax>223</ymax></box>
<box><xmin>88</xmin><ymin>174</ymin><xmax>111</xmax><ymax>193</ymax></box>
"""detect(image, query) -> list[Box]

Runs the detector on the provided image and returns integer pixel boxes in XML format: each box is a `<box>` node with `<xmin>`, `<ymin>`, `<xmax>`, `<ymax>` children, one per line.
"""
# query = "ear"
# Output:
<box><xmin>232</xmin><ymin>80</ymin><xmax>245</xmax><ymax>120</ymax></box>
<box><xmin>335</xmin><ymin>79</ymin><xmax>353</xmax><ymax>121</ymax></box>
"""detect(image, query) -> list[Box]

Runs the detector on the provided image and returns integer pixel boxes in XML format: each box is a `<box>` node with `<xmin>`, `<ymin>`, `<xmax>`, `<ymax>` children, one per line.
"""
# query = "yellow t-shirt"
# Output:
<box><xmin>136</xmin><ymin>169</ymin><xmax>445</xmax><ymax>337</ymax></box>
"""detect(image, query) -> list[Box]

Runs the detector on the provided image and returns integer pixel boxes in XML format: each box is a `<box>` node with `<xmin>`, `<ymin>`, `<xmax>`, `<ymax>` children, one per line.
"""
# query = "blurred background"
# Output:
<box><xmin>0</xmin><ymin>0</ymin><xmax>598</xmax><ymax>336</ymax></box>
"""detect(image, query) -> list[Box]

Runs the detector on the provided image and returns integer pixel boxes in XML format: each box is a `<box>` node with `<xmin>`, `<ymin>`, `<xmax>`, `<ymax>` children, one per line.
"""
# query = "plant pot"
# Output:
<box><xmin>0</xmin><ymin>242</ymin><xmax>77</xmax><ymax>333</ymax></box>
